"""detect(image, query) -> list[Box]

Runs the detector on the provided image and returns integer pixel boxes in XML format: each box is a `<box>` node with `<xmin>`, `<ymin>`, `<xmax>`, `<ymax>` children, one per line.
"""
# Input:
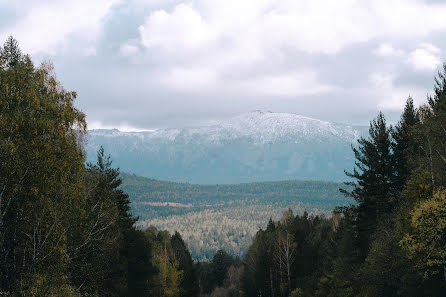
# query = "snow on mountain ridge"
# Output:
<box><xmin>88</xmin><ymin>111</ymin><xmax>361</xmax><ymax>145</ymax></box>
<box><xmin>85</xmin><ymin>111</ymin><xmax>366</xmax><ymax>183</ymax></box>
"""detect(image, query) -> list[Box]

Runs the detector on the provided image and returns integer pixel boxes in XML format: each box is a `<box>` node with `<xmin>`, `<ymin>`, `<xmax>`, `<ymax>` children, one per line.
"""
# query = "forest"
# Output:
<box><xmin>121</xmin><ymin>175</ymin><xmax>349</xmax><ymax>260</ymax></box>
<box><xmin>1</xmin><ymin>35</ymin><xmax>446</xmax><ymax>297</ymax></box>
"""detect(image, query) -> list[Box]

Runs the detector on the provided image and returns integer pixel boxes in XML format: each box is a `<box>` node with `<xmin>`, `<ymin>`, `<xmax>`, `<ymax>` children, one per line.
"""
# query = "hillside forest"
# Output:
<box><xmin>120</xmin><ymin>174</ymin><xmax>350</xmax><ymax>260</ymax></box>
<box><xmin>1</xmin><ymin>36</ymin><xmax>446</xmax><ymax>297</ymax></box>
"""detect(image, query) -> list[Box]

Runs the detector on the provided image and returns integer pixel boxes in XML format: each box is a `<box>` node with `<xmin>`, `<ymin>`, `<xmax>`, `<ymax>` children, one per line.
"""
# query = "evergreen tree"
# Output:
<box><xmin>171</xmin><ymin>231</ymin><xmax>200</xmax><ymax>297</ymax></box>
<box><xmin>212</xmin><ymin>250</ymin><xmax>234</xmax><ymax>288</ymax></box>
<box><xmin>126</xmin><ymin>229</ymin><xmax>153</xmax><ymax>297</ymax></box>
<box><xmin>392</xmin><ymin>97</ymin><xmax>420</xmax><ymax>194</ymax></box>
<box><xmin>341</xmin><ymin>112</ymin><xmax>395</xmax><ymax>256</ymax></box>
<box><xmin>421</xmin><ymin>63</ymin><xmax>446</xmax><ymax>188</ymax></box>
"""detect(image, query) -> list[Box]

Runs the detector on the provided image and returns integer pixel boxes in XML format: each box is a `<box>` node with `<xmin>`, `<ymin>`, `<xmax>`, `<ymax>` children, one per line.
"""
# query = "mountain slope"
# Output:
<box><xmin>86</xmin><ymin>111</ymin><xmax>366</xmax><ymax>183</ymax></box>
<box><xmin>120</xmin><ymin>173</ymin><xmax>351</xmax><ymax>259</ymax></box>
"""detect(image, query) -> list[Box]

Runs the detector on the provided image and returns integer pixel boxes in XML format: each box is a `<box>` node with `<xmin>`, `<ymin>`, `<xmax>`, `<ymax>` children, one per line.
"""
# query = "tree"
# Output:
<box><xmin>0</xmin><ymin>36</ymin><xmax>86</xmax><ymax>293</ymax></box>
<box><xmin>127</xmin><ymin>229</ymin><xmax>153</xmax><ymax>297</ymax></box>
<box><xmin>341</xmin><ymin>112</ymin><xmax>395</xmax><ymax>256</ymax></box>
<box><xmin>212</xmin><ymin>250</ymin><xmax>234</xmax><ymax>288</ymax></box>
<box><xmin>146</xmin><ymin>229</ymin><xmax>183</xmax><ymax>297</ymax></box>
<box><xmin>171</xmin><ymin>231</ymin><xmax>200</xmax><ymax>297</ymax></box>
<box><xmin>67</xmin><ymin>147</ymin><xmax>145</xmax><ymax>296</ymax></box>
<box><xmin>275</xmin><ymin>210</ymin><xmax>296</xmax><ymax>296</ymax></box>
<box><xmin>420</xmin><ymin>64</ymin><xmax>446</xmax><ymax>188</ymax></box>
<box><xmin>392</xmin><ymin>97</ymin><xmax>420</xmax><ymax>194</ymax></box>
<box><xmin>401</xmin><ymin>190</ymin><xmax>446</xmax><ymax>284</ymax></box>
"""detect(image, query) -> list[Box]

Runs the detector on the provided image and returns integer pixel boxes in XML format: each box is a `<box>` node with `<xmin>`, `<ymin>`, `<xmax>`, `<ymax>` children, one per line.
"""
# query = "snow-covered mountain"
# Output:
<box><xmin>85</xmin><ymin>111</ymin><xmax>367</xmax><ymax>184</ymax></box>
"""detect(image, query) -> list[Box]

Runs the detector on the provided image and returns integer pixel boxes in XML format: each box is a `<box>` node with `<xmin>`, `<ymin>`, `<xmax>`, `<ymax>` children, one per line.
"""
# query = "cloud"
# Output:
<box><xmin>139</xmin><ymin>4</ymin><xmax>214</xmax><ymax>51</ymax></box>
<box><xmin>237</xmin><ymin>71</ymin><xmax>336</xmax><ymax>97</ymax></box>
<box><xmin>158</xmin><ymin>66</ymin><xmax>219</xmax><ymax>91</ymax></box>
<box><xmin>370</xmin><ymin>72</ymin><xmax>427</xmax><ymax>111</ymax></box>
<box><xmin>0</xmin><ymin>0</ymin><xmax>120</xmax><ymax>55</ymax></box>
<box><xmin>129</xmin><ymin>0</ymin><xmax>446</xmax><ymax>98</ymax></box>
<box><xmin>88</xmin><ymin>120</ymin><xmax>153</xmax><ymax>132</ymax></box>
<box><xmin>119</xmin><ymin>43</ymin><xmax>139</xmax><ymax>56</ymax></box>
<box><xmin>2</xmin><ymin>0</ymin><xmax>446</xmax><ymax>128</ymax></box>
<box><xmin>375</xmin><ymin>43</ymin><xmax>405</xmax><ymax>57</ymax></box>
<box><xmin>407</xmin><ymin>43</ymin><xmax>441</xmax><ymax>71</ymax></box>
<box><xmin>137</xmin><ymin>0</ymin><xmax>446</xmax><ymax>55</ymax></box>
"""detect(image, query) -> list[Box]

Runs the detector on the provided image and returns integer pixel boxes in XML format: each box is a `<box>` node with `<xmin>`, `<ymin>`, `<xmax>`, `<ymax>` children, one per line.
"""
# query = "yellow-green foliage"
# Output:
<box><xmin>19</xmin><ymin>273</ymin><xmax>82</xmax><ymax>297</ymax></box>
<box><xmin>289</xmin><ymin>288</ymin><xmax>304</xmax><ymax>297</ymax></box>
<box><xmin>401</xmin><ymin>189</ymin><xmax>446</xmax><ymax>279</ymax></box>
<box><xmin>147</xmin><ymin>229</ymin><xmax>183</xmax><ymax>297</ymax></box>
<box><xmin>0</xmin><ymin>36</ymin><xmax>86</xmax><ymax>292</ymax></box>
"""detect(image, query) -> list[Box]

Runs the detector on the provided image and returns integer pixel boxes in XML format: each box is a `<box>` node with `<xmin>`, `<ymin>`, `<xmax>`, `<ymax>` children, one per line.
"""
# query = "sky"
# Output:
<box><xmin>1</xmin><ymin>0</ymin><xmax>446</xmax><ymax>130</ymax></box>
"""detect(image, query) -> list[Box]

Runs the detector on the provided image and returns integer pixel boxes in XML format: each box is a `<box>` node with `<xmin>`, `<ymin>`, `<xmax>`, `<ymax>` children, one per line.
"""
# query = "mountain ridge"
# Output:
<box><xmin>86</xmin><ymin>111</ymin><xmax>367</xmax><ymax>184</ymax></box>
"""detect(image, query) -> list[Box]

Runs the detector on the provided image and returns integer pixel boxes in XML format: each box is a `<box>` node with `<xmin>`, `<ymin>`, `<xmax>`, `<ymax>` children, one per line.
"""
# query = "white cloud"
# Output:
<box><xmin>408</xmin><ymin>43</ymin><xmax>442</xmax><ymax>71</ymax></box>
<box><xmin>158</xmin><ymin>66</ymin><xmax>219</xmax><ymax>91</ymax></box>
<box><xmin>119</xmin><ymin>43</ymin><xmax>140</xmax><ymax>56</ymax></box>
<box><xmin>0</xmin><ymin>0</ymin><xmax>120</xmax><ymax>55</ymax></box>
<box><xmin>375</xmin><ymin>43</ymin><xmax>405</xmax><ymax>57</ymax></box>
<box><xmin>139</xmin><ymin>3</ymin><xmax>214</xmax><ymax>51</ymax></box>
<box><xmin>238</xmin><ymin>71</ymin><xmax>336</xmax><ymax>97</ymax></box>
<box><xmin>3</xmin><ymin>0</ymin><xmax>444</xmax><ymax>127</ymax></box>
<box><xmin>370</xmin><ymin>72</ymin><xmax>426</xmax><ymax>111</ymax></box>
<box><xmin>88</xmin><ymin>120</ymin><xmax>153</xmax><ymax>132</ymax></box>
<box><xmin>129</xmin><ymin>0</ymin><xmax>446</xmax><ymax>97</ymax></box>
<box><xmin>137</xmin><ymin>0</ymin><xmax>446</xmax><ymax>55</ymax></box>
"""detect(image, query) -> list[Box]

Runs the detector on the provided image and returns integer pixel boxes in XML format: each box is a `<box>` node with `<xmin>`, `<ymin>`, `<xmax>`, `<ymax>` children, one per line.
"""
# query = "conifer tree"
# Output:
<box><xmin>341</xmin><ymin>112</ymin><xmax>394</xmax><ymax>256</ymax></box>
<box><xmin>392</xmin><ymin>97</ymin><xmax>420</xmax><ymax>194</ymax></box>
<box><xmin>171</xmin><ymin>231</ymin><xmax>200</xmax><ymax>297</ymax></box>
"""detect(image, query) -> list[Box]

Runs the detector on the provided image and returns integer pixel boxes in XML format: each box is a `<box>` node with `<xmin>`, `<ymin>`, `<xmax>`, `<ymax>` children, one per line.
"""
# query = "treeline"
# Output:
<box><xmin>3</xmin><ymin>34</ymin><xmax>446</xmax><ymax>297</ymax></box>
<box><xmin>121</xmin><ymin>173</ymin><xmax>346</xmax><ymax>206</ymax></box>
<box><xmin>124</xmin><ymin>175</ymin><xmax>349</xmax><ymax>261</ymax></box>
<box><xmin>204</xmin><ymin>75</ymin><xmax>446</xmax><ymax>295</ymax></box>
<box><xmin>121</xmin><ymin>173</ymin><xmax>348</xmax><ymax>220</ymax></box>
<box><xmin>0</xmin><ymin>37</ymin><xmax>200</xmax><ymax>296</ymax></box>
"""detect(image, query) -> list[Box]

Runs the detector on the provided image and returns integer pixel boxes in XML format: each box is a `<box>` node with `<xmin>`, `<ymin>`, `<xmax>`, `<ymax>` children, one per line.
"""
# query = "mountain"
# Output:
<box><xmin>85</xmin><ymin>111</ymin><xmax>367</xmax><ymax>184</ymax></box>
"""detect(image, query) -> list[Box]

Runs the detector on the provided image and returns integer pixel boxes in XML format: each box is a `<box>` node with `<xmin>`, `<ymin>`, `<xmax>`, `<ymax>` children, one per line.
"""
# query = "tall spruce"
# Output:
<box><xmin>424</xmin><ymin>63</ymin><xmax>446</xmax><ymax>187</ymax></box>
<box><xmin>392</xmin><ymin>97</ymin><xmax>420</xmax><ymax>194</ymax></box>
<box><xmin>341</xmin><ymin>112</ymin><xmax>394</xmax><ymax>256</ymax></box>
<box><xmin>171</xmin><ymin>231</ymin><xmax>200</xmax><ymax>297</ymax></box>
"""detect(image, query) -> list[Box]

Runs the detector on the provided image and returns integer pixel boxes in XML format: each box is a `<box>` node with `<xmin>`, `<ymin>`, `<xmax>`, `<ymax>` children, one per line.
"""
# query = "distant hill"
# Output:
<box><xmin>121</xmin><ymin>172</ymin><xmax>350</xmax><ymax>212</ymax></box>
<box><xmin>86</xmin><ymin>111</ymin><xmax>367</xmax><ymax>184</ymax></box>
<box><xmin>120</xmin><ymin>173</ymin><xmax>352</xmax><ymax>259</ymax></box>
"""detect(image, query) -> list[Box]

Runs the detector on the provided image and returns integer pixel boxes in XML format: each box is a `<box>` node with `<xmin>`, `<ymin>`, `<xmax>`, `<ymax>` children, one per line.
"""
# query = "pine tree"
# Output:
<box><xmin>392</xmin><ymin>97</ymin><xmax>420</xmax><ymax>194</ymax></box>
<box><xmin>212</xmin><ymin>250</ymin><xmax>234</xmax><ymax>288</ymax></box>
<box><xmin>171</xmin><ymin>231</ymin><xmax>200</xmax><ymax>297</ymax></box>
<box><xmin>341</xmin><ymin>112</ymin><xmax>395</xmax><ymax>256</ymax></box>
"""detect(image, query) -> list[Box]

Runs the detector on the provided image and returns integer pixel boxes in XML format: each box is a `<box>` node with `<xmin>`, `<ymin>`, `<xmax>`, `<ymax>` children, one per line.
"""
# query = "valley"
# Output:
<box><xmin>120</xmin><ymin>173</ymin><xmax>351</xmax><ymax>260</ymax></box>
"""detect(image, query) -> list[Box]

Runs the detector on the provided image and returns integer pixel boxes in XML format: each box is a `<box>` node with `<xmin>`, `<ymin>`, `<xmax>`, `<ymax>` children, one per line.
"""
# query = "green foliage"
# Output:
<box><xmin>171</xmin><ymin>232</ymin><xmax>200</xmax><ymax>297</ymax></box>
<box><xmin>123</xmin><ymin>174</ymin><xmax>350</xmax><ymax>259</ymax></box>
<box><xmin>0</xmin><ymin>36</ymin><xmax>86</xmax><ymax>293</ymax></box>
<box><xmin>401</xmin><ymin>190</ymin><xmax>446</xmax><ymax>280</ymax></box>
<box><xmin>240</xmin><ymin>212</ymin><xmax>334</xmax><ymax>297</ymax></box>
<box><xmin>289</xmin><ymin>288</ymin><xmax>303</xmax><ymax>297</ymax></box>
<box><xmin>233</xmin><ymin>64</ymin><xmax>446</xmax><ymax>297</ymax></box>
<box><xmin>392</xmin><ymin>97</ymin><xmax>421</xmax><ymax>193</ymax></box>
<box><xmin>0</xmin><ymin>37</ymin><xmax>162</xmax><ymax>297</ymax></box>
<box><xmin>3</xmin><ymin>35</ymin><xmax>446</xmax><ymax>297</ymax></box>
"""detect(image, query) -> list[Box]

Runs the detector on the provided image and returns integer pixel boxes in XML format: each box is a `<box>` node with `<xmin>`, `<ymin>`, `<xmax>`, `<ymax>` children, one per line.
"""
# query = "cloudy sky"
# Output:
<box><xmin>1</xmin><ymin>0</ymin><xmax>446</xmax><ymax>130</ymax></box>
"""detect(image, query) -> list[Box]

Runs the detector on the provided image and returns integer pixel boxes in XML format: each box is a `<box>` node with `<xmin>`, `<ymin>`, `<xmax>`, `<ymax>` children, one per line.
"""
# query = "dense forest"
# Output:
<box><xmin>1</xmin><ymin>35</ymin><xmax>446</xmax><ymax>297</ymax></box>
<box><xmin>0</xmin><ymin>37</ymin><xmax>201</xmax><ymax>296</ymax></box>
<box><xmin>121</xmin><ymin>175</ymin><xmax>349</xmax><ymax>260</ymax></box>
